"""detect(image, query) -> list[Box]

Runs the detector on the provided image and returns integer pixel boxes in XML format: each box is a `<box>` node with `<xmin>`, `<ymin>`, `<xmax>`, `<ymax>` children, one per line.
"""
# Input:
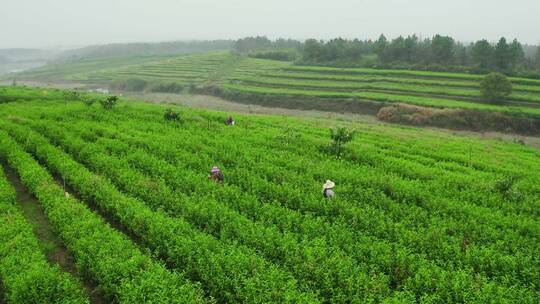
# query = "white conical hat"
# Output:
<box><xmin>322</xmin><ymin>180</ymin><xmax>335</xmax><ymax>189</ymax></box>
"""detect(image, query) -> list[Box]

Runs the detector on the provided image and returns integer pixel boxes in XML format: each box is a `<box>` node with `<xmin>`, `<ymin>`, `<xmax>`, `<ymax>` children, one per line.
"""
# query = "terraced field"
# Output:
<box><xmin>81</xmin><ymin>51</ymin><xmax>238</xmax><ymax>85</ymax></box>
<box><xmin>225</xmin><ymin>60</ymin><xmax>540</xmax><ymax>116</ymax></box>
<box><xmin>11</xmin><ymin>56</ymin><xmax>173</xmax><ymax>83</ymax></box>
<box><xmin>12</xmin><ymin>51</ymin><xmax>540</xmax><ymax>119</ymax></box>
<box><xmin>0</xmin><ymin>87</ymin><xmax>539</xmax><ymax>303</ymax></box>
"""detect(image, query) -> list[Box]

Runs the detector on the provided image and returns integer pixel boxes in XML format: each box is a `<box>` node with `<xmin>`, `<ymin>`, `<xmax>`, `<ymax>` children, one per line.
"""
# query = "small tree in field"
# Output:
<box><xmin>275</xmin><ymin>126</ymin><xmax>301</xmax><ymax>146</ymax></box>
<box><xmin>82</xmin><ymin>97</ymin><xmax>96</xmax><ymax>106</ymax></box>
<box><xmin>63</xmin><ymin>91</ymin><xmax>81</xmax><ymax>101</ymax></box>
<box><xmin>480</xmin><ymin>72</ymin><xmax>512</xmax><ymax>102</ymax></box>
<box><xmin>493</xmin><ymin>174</ymin><xmax>523</xmax><ymax>202</ymax></box>
<box><xmin>330</xmin><ymin>127</ymin><xmax>355</xmax><ymax>158</ymax></box>
<box><xmin>100</xmin><ymin>96</ymin><xmax>118</xmax><ymax>110</ymax></box>
<box><xmin>164</xmin><ymin>108</ymin><xmax>181</xmax><ymax>121</ymax></box>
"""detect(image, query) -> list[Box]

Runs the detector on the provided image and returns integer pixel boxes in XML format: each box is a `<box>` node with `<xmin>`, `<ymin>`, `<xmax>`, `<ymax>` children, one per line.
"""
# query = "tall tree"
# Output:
<box><xmin>536</xmin><ymin>47</ymin><xmax>540</xmax><ymax>68</ymax></box>
<box><xmin>494</xmin><ymin>37</ymin><xmax>511</xmax><ymax>70</ymax></box>
<box><xmin>374</xmin><ymin>34</ymin><xmax>388</xmax><ymax>55</ymax></box>
<box><xmin>415</xmin><ymin>38</ymin><xmax>434</xmax><ymax>64</ymax></box>
<box><xmin>431</xmin><ymin>35</ymin><xmax>455</xmax><ymax>64</ymax></box>
<box><xmin>274</xmin><ymin>38</ymin><xmax>302</xmax><ymax>49</ymax></box>
<box><xmin>471</xmin><ymin>39</ymin><xmax>494</xmax><ymax>69</ymax></box>
<box><xmin>345</xmin><ymin>39</ymin><xmax>364</xmax><ymax>61</ymax></box>
<box><xmin>390</xmin><ymin>36</ymin><xmax>408</xmax><ymax>62</ymax></box>
<box><xmin>325</xmin><ymin>38</ymin><xmax>347</xmax><ymax>61</ymax></box>
<box><xmin>404</xmin><ymin>35</ymin><xmax>419</xmax><ymax>63</ymax></box>
<box><xmin>233</xmin><ymin>36</ymin><xmax>272</xmax><ymax>54</ymax></box>
<box><xmin>455</xmin><ymin>42</ymin><xmax>470</xmax><ymax>66</ymax></box>
<box><xmin>380</xmin><ymin>36</ymin><xmax>406</xmax><ymax>63</ymax></box>
<box><xmin>302</xmin><ymin>39</ymin><xmax>324</xmax><ymax>62</ymax></box>
<box><xmin>509</xmin><ymin>39</ymin><xmax>525</xmax><ymax>69</ymax></box>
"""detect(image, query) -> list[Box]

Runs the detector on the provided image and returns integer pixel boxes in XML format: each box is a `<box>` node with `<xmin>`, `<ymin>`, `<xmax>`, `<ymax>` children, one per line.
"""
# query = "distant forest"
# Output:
<box><xmin>4</xmin><ymin>36</ymin><xmax>540</xmax><ymax>78</ymax></box>
<box><xmin>56</xmin><ymin>40</ymin><xmax>233</xmax><ymax>62</ymax></box>
<box><xmin>234</xmin><ymin>36</ymin><xmax>540</xmax><ymax>77</ymax></box>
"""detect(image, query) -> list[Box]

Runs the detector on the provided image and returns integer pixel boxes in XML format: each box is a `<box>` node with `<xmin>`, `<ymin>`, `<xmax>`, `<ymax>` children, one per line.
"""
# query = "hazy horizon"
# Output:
<box><xmin>1</xmin><ymin>0</ymin><xmax>539</xmax><ymax>49</ymax></box>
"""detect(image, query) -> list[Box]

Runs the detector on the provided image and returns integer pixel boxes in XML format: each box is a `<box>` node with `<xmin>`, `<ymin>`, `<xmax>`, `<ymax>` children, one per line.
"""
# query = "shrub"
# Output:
<box><xmin>329</xmin><ymin>127</ymin><xmax>355</xmax><ymax>158</ymax></box>
<box><xmin>493</xmin><ymin>174</ymin><xmax>523</xmax><ymax>202</ymax></box>
<box><xmin>164</xmin><ymin>108</ymin><xmax>181</xmax><ymax>121</ymax></box>
<box><xmin>82</xmin><ymin>97</ymin><xmax>96</xmax><ymax>106</ymax></box>
<box><xmin>377</xmin><ymin>104</ymin><xmax>435</xmax><ymax>125</ymax></box>
<box><xmin>408</xmin><ymin>111</ymin><xmax>432</xmax><ymax>125</ymax></box>
<box><xmin>493</xmin><ymin>174</ymin><xmax>519</xmax><ymax>194</ymax></box>
<box><xmin>480</xmin><ymin>72</ymin><xmax>512</xmax><ymax>102</ymax></box>
<box><xmin>377</xmin><ymin>106</ymin><xmax>401</xmax><ymax>122</ymax></box>
<box><xmin>100</xmin><ymin>96</ymin><xmax>118</xmax><ymax>110</ymax></box>
<box><xmin>63</xmin><ymin>91</ymin><xmax>81</xmax><ymax>101</ymax></box>
<box><xmin>274</xmin><ymin>126</ymin><xmax>301</xmax><ymax>145</ymax></box>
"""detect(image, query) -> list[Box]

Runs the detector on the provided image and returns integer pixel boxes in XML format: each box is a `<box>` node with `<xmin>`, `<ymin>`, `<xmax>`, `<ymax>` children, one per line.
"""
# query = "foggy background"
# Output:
<box><xmin>1</xmin><ymin>0</ymin><xmax>539</xmax><ymax>49</ymax></box>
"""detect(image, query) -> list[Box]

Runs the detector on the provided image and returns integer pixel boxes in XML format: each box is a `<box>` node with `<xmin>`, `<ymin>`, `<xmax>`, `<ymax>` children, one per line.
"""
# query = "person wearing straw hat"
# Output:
<box><xmin>209</xmin><ymin>166</ymin><xmax>224</xmax><ymax>183</ymax></box>
<box><xmin>322</xmin><ymin>180</ymin><xmax>335</xmax><ymax>199</ymax></box>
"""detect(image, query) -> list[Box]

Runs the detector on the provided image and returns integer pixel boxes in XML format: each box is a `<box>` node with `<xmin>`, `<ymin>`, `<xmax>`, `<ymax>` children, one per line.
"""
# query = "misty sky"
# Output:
<box><xmin>1</xmin><ymin>0</ymin><xmax>539</xmax><ymax>49</ymax></box>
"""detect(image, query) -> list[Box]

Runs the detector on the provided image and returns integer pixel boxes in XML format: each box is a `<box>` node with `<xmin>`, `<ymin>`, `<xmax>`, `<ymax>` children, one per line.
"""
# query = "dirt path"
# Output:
<box><xmin>126</xmin><ymin>91</ymin><xmax>382</xmax><ymax>122</ymax></box>
<box><xmin>1</xmin><ymin>164</ymin><xmax>106</xmax><ymax>304</ymax></box>
<box><xmin>0</xmin><ymin>80</ymin><xmax>88</xmax><ymax>89</ymax></box>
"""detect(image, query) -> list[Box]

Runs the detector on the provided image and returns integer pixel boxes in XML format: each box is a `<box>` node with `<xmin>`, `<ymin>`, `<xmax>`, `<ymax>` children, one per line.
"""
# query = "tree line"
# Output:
<box><xmin>371</xmin><ymin>35</ymin><xmax>528</xmax><ymax>72</ymax></box>
<box><xmin>233</xmin><ymin>35</ymin><xmax>540</xmax><ymax>77</ymax></box>
<box><xmin>233</xmin><ymin>36</ymin><xmax>302</xmax><ymax>54</ymax></box>
<box><xmin>58</xmin><ymin>40</ymin><xmax>233</xmax><ymax>61</ymax></box>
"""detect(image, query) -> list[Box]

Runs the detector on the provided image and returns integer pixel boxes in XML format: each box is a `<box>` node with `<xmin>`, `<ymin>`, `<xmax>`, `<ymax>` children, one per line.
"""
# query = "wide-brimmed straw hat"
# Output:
<box><xmin>322</xmin><ymin>180</ymin><xmax>335</xmax><ymax>189</ymax></box>
<box><xmin>211</xmin><ymin>166</ymin><xmax>221</xmax><ymax>173</ymax></box>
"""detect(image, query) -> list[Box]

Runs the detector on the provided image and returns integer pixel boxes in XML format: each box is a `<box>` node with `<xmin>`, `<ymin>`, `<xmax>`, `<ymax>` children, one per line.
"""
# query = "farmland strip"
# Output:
<box><xmin>0</xmin><ymin>130</ymin><xmax>205</xmax><ymax>303</ymax></box>
<box><xmin>2</xmin><ymin>122</ymin><xmax>319</xmax><ymax>304</ymax></box>
<box><xmin>0</xmin><ymin>166</ymin><xmax>90</xmax><ymax>304</ymax></box>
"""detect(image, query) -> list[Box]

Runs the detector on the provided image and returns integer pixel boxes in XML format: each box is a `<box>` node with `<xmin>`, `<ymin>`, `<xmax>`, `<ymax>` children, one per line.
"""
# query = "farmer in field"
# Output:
<box><xmin>209</xmin><ymin>166</ymin><xmax>224</xmax><ymax>183</ymax></box>
<box><xmin>322</xmin><ymin>180</ymin><xmax>335</xmax><ymax>199</ymax></box>
<box><xmin>226</xmin><ymin>116</ymin><xmax>235</xmax><ymax>126</ymax></box>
